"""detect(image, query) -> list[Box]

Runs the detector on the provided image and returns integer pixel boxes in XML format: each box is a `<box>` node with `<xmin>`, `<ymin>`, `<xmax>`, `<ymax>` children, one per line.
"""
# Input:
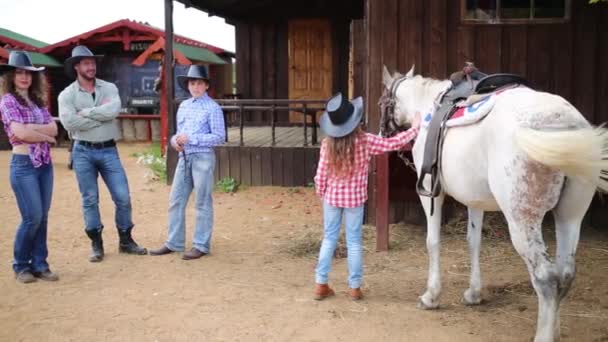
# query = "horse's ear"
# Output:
<box><xmin>406</xmin><ymin>64</ymin><xmax>415</xmax><ymax>78</ymax></box>
<box><xmin>382</xmin><ymin>65</ymin><xmax>393</xmax><ymax>88</ymax></box>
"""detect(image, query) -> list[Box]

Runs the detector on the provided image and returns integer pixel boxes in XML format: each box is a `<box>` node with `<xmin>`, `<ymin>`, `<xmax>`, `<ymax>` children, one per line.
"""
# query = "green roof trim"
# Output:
<box><xmin>174</xmin><ymin>43</ymin><xmax>226</xmax><ymax>64</ymax></box>
<box><xmin>0</xmin><ymin>28</ymin><xmax>49</xmax><ymax>48</ymax></box>
<box><xmin>7</xmin><ymin>49</ymin><xmax>61</xmax><ymax>67</ymax></box>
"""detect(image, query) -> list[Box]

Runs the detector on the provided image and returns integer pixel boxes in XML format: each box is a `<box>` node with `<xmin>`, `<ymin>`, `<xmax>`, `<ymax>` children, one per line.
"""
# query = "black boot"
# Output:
<box><xmin>118</xmin><ymin>228</ymin><xmax>148</xmax><ymax>255</ymax></box>
<box><xmin>85</xmin><ymin>229</ymin><xmax>104</xmax><ymax>262</ymax></box>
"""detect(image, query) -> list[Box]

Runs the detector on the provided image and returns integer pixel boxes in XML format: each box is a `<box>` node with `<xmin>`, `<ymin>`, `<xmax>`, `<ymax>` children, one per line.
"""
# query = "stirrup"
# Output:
<box><xmin>416</xmin><ymin>168</ymin><xmax>442</xmax><ymax>198</ymax></box>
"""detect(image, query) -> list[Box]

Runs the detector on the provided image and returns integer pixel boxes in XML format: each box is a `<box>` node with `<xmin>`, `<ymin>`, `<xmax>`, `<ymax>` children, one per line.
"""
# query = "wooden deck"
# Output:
<box><xmin>215</xmin><ymin>126</ymin><xmax>323</xmax><ymax>187</ymax></box>
<box><xmin>225</xmin><ymin>126</ymin><xmax>326</xmax><ymax>147</ymax></box>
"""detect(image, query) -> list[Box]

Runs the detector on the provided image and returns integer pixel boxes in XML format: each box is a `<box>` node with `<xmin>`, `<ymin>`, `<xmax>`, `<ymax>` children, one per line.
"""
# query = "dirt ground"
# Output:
<box><xmin>1</xmin><ymin>143</ymin><xmax>607</xmax><ymax>342</ymax></box>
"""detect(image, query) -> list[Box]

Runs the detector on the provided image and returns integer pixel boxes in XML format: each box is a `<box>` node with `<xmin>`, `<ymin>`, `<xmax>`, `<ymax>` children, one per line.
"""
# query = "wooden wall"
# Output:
<box><xmin>234</xmin><ymin>19</ymin><xmax>352</xmax><ymax>125</ymax></box>
<box><xmin>214</xmin><ymin>146</ymin><xmax>319</xmax><ymax>187</ymax></box>
<box><xmin>363</xmin><ymin>0</ymin><xmax>608</xmax><ymax>224</ymax></box>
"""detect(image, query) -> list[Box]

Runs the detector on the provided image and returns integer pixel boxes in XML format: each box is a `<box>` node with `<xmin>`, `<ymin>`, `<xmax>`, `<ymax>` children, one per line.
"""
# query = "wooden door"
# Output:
<box><xmin>288</xmin><ymin>19</ymin><xmax>332</xmax><ymax>123</ymax></box>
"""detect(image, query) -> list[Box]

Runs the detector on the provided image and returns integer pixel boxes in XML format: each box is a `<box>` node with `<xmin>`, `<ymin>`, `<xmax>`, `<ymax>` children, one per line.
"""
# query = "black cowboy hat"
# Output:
<box><xmin>0</xmin><ymin>50</ymin><xmax>45</xmax><ymax>75</ymax></box>
<box><xmin>177</xmin><ymin>65</ymin><xmax>209</xmax><ymax>92</ymax></box>
<box><xmin>64</xmin><ymin>45</ymin><xmax>103</xmax><ymax>78</ymax></box>
<box><xmin>319</xmin><ymin>93</ymin><xmax>364</xmax><ymax>138</ymax></box>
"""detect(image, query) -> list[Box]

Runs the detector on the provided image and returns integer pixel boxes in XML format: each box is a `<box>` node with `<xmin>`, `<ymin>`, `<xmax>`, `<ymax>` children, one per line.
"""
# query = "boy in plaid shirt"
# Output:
<box><xmin>313</xmin><ymin>93</ymin><xmax>420</xmax><ymax>300</ymax></box>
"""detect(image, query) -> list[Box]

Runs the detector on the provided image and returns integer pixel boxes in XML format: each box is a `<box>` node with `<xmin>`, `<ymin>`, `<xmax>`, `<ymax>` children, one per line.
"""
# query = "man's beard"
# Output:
<box><xmin>78</xmin><ymin>70</ymin><xmax>96</xmax><ymax>81</ymax></box>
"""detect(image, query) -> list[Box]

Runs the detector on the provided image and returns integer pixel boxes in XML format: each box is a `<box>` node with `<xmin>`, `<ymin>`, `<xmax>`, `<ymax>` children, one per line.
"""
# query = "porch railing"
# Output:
<box><xmin>216</xmin><ymin>99</ymin><xmax>326</xmax><ymax>147</ymax></box>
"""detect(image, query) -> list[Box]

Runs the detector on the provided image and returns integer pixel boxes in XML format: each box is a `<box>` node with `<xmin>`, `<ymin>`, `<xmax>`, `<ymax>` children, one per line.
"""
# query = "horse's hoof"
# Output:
<box><xmin>417</xmin><ymin>295</ymin><xmax>439</xmax><ymax>310</ymax></box>
<box><xmin>463</xmin><ymin>289</ymin><xmax>482</xmax><ymax>306</ymax></box>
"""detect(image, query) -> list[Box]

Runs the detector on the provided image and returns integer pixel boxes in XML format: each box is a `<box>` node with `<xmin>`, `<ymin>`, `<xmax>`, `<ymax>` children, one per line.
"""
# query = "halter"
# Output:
<box><xmin>378</xmin><ymin>74</ymin><xmax>418</xmax><ymax>173</ymax></box>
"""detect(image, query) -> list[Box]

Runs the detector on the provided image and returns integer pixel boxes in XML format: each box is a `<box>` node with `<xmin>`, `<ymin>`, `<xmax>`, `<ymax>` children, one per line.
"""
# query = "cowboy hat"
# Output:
<box><xmin>177</xmin><ymin>65</ymin><xmax>209</xmax><ymax>92</ymax></box>
<box><xmin>0</xmin><ymin>50</ymin><xmax>45</xmax><ymax>75</ymax></box>
<box><xmin>319</xmin><ymin>93</ymin><xmax>364</xmax><ymax>138</ymax></box>
<box><xmin>64</xmin><ymin>45</ymin><xmax>103</xmax><ymax>78</ymax></box>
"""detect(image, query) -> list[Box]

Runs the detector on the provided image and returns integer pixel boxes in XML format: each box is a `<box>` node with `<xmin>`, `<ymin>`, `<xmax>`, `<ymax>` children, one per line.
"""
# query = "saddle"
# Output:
<box><xmin>416</xmin><ymin>63</ymin><xmax>528</xmax><ymax>209</ymax></box>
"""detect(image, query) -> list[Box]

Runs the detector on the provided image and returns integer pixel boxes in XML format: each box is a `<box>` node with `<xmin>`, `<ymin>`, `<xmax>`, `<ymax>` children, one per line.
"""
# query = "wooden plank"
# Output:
<box><xmin>276</xmin><ymin>21</ymin><xmax>290</xmax><ymax>123</ymax></box>
<box><xmin>282</xmin><ymin>148</ymin><xmax>295</xmax><ymax>186</ymax></box>
<box><xmin>218</xmin><ymin>148</ymin><xmax>230</xmax><ymax>180</ymax></box>
<box><xmin>398</xmin><ymin>0</ymin><xmax>424</xmax><ymax>72</ymax></box>
<box><xmin>365</xmin><ymin>0</ymin><xmax>382</xmax><ymax>225</ymax></box>
<box><xmin>228</xmin><ymin>147</ymin><xmax>241</xmax><ymax>184</ymax></box>
<box><xmin>526</xmin><ymin>26</ymin><xmax>553</xmax><ymax>92</ymax></box>
<box><xmin>352</xmin><ymin>19</ymin><xmax>366</xmax><ymax>98</ymax></box>
<box><xmin>239</xmin><ymin>147</ymin><xmax>252</xmax><ymax>185</ymax></box>
<box><xmin>235</xmin><ymin>22</ymin><xmax>251</xmax><ymax>98</ymax></box>
<box><xmin>293</xmin><ymin>148</ymin><xmax>307</xmax><ymax>186</ymax></box>
<box><xmin>261</xmin><ymin>147</ymin><xmax>273</xmax><ymax>185</ymax></box>
<box><xmin>446</xmin><ymin>0</ymin><xmax>461</xmax><ymax>74</ymax></box>
<box><xmin>375</xmin><ymin>153</ymin><xmax>390</xmax><ymax>251</ymax></box>
<box><xmin>304</xmin><ymin>148</ymin><xmax>319</xmax><ymax>186</ymax></box>
<box><xmin>428</xmin><ymin>0</ymin><xmax>447</xmax><ymax>78</ymax></box>
<box><xmin>474</xmin><ymin>26</ymin><xmax>501</xmax><ymax>74</ymax></box>
<box><xmin>263</xmin><ymin>22</ymin><xmax>277</xmax><ymax>107</ymax></box>
<box><xmin>271</xmin><ymin>148</ymin><xmax>284</xmax><ymax>186</ymax></box>
<box><xmin>595</xmin><ymin>7</ymin><xmax>608</xmax><ymax>125</ymax></box>
<box><xmin>251</xmin><ymin>24</ymin><xmax>264</xmax><ymax>123</ymax></box>
<box><xmin>501</xmin><ymin>26</ymin><xmax>527</xmax><ymax>76</ymax></box>
<box><xmin>456</xmin><ymin>26</ymin><xmax>475</xmax><ymax>69</ymax></box>
<box><xmin>552</xmin><ymin>24</ymin><xmax>573</xmax><ymax>102</ymax></box>
<box><xmin>572</xmin><ymin>1</ymin><xmax>599</xmax><ymax>122</ymax></box>
<box><xmin>251</xmin><ymin>148</ymin><xmax>263</xmax><ymax>186</ymax></box>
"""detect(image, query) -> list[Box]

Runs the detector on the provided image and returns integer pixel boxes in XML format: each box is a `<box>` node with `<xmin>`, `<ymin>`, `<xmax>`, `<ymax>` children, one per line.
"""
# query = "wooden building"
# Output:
<box><xmin>39</xmin><ymin>19</ymin><xmax>233</xmax><ymax>149</ymax></box>
<box><xmin>169</xmin><ymin>0</ymin><xmax>608</xmax><ymax>247</ymax></box>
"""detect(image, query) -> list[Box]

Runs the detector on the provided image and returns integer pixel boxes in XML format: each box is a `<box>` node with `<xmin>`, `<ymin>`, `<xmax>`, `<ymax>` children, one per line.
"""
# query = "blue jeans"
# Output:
<box><xmin>165</xmin><ymin>152</ymin><xmax>215</xmax><ymax>253</ymax></box>
<box><xmin>72</xmin><ymin>144</ymin><xmax>133</xmax><ymax>232</ymax></box>
<box><xmin>315</xmin><ymin>202</ymin><xmax>365</xmax><ymax>289</ymax></box>
<box><xmin>9</xmin><ymin>155</ymin><xmax>53</xmax><ymax>274</ymax></box>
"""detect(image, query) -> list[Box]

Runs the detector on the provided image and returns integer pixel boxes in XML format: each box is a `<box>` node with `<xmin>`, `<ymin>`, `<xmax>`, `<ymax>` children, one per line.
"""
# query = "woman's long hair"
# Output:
<box><xmin>326</xmin><ymin>126</ymin><xmax>363</xmax><ymax>177</ymax></box>
<box><xmin>0</xmin><ymin>69</ymin><xmax>48</xmax><ymax>108</ymax></box>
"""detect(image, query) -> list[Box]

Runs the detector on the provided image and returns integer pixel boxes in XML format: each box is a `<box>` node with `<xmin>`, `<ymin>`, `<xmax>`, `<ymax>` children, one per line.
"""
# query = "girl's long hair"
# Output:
<box><xmin>0</xmin><ymin>69</ymin><xmax>48</xmax><ymax>108</ymax></box>
<box><xmin>326</xmin><ymin>126</ymin><xmax>363</xmax><ymax>177</ymax></box>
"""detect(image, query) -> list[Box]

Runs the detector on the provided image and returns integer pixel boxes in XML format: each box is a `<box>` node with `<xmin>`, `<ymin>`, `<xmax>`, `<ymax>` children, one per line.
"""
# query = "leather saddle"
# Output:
<box><xmin>416</xmin><ymin>63</ymin><xmax>528</xmax><ymax>207</ymax></box>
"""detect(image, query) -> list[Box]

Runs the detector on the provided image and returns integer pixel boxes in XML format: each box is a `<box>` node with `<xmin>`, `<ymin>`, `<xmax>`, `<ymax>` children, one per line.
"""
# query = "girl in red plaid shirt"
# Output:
<box><xmin>313</xmin><ymin>93</ymin><xmax>420</xmax><ymax>300</ymax></box>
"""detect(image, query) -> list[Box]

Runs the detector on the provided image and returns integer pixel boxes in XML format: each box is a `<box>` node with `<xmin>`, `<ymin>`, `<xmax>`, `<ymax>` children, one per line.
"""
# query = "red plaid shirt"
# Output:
<box><xmin>314</xmin><ymin>128</ymin><xmax>419</xmax><ymax>208</ymax></box>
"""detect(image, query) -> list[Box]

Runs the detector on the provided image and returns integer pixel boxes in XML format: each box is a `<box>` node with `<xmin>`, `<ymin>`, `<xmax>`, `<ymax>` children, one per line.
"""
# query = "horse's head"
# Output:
<box><xmin>380</xmin><ymin>65</ymin><xmax>451</xmax><ymax>137</ymax></box>
<box><xmin>379</xmin><ymin>65</ymin><xmax>418</xmax><ymax>137</ymax></box>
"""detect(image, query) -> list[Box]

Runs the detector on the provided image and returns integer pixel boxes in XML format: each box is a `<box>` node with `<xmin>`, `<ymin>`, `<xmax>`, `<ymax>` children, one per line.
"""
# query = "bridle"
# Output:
<box><xmin>378</xmin><ymin>74</ymin><xmax>417</xmax><ymax>172</ymax></box>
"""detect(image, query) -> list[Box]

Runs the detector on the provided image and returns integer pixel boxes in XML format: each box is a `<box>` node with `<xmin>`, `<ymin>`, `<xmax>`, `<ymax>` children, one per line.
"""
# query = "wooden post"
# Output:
<box><xmin>303</xmin><ymin>104</ymin><xmax>308</xmax><ymax>147</ymax></box>
<box><xmin>375</xmin><ymin>153</ymin><xmax>390</xmax><ymax>251</ymax></box>
<box><xmin>164</xmin><ymin>0</ymin><xmax>177</xmax><ymax>185</ymax></box>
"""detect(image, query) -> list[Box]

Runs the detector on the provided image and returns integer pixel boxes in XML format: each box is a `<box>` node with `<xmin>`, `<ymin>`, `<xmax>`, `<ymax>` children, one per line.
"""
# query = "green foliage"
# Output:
<box><xmin>216</xmin><ymin>177</ymin><xmax>239</xmax><ymax>193</ymax></box>
<box><xmin>590</xmin><ymin>0</ymin><xmax>607</xmax><ymax>3</ymax></box>
<box><xmin>133</xmin><ymin>143</ymin><xmax>166</xmax><ymax>182</ymax></box>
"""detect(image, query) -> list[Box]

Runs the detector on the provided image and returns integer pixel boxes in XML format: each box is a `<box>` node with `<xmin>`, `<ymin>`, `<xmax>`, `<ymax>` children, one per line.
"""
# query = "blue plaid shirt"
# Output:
<box><xmin>172</xmin><ymin>93</ymin><xmax>225</xmax><ymax>155</ymax></box>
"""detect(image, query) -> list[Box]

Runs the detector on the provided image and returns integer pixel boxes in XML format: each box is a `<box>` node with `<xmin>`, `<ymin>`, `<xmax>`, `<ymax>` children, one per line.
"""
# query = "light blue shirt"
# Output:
<box><xmin>172</xmin><ymin>93</ymin><xmax>225</xmax><ymax>155</ymax></box>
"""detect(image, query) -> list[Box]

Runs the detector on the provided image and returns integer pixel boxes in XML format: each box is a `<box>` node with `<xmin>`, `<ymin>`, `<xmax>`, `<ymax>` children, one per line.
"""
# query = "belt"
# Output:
<box><xmin>77</xmin><ymin>139</ymin><xmax>116</xmax><ymax>149</ymax></box>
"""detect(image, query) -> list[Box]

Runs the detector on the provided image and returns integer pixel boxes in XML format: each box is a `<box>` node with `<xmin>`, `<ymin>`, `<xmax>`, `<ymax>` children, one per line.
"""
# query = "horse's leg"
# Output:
<box><xmin>418</xmin><ymin>193</ymin><xmax>445</xmax><ymax>310</ymax></box>
<box><xmin>463</xmin><ymin>207</ymin><xmax>484</xmax><ymax>305</ymax></box>
<box><xmin>504</xmin><ymin>213</ymin><xmax>559</xmax><ymax>342</ymax></box>
<box><xmin>551</xmin><ymin>179</ymin><xmax>595</xmax><ymax>338</ymax></box>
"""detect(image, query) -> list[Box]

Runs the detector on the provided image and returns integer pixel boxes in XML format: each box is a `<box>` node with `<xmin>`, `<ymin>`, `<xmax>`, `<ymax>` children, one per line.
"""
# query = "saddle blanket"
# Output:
<box><xmin>422</xmin><ymin>87</ymin><xmax>515</xmax><ymax>129</ymax></box>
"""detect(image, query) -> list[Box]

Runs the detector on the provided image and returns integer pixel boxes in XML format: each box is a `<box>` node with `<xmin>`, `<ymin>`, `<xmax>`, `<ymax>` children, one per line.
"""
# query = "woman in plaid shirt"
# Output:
<box><xmin>313</xmin><ymin>93</ymin><xmax>420</xmax><ymax>300</ymax></box>
<box><xmin>0</xmin><ymin>51</ymin><xmax>58</xmax><ymax>284</ymax></box>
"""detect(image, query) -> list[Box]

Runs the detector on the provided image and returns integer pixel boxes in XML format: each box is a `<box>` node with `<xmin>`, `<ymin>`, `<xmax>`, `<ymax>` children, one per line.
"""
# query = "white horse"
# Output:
<box><xmin>381</xmin><ymin>65</ymin><xmax>608</xmax><ymax>342</ymax></box>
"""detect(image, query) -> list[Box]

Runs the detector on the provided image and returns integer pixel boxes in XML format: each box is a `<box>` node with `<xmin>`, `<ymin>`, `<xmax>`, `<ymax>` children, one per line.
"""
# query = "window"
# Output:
<box><xmin>463</xmin><ymin>0</ymin><xmax>570</xmax><ymax>23</ymax></box>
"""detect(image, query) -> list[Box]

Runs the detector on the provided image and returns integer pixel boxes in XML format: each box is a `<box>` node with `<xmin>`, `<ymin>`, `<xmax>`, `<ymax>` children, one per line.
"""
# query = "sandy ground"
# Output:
<box><xmin>0</xmin><ymin>143</ymin><xmax>607</xmax><ymax>342</ymax></box>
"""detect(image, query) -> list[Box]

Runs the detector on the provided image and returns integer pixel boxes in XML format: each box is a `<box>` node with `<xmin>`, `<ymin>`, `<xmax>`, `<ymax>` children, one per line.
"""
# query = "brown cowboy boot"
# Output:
<box><xmin>348</xmin><ymin>288</ymin><xmax>364</xmax><ymax>301</ymax></box>
<box><xmin>313</xmin><ymin>283</ymin><xmax>335</xmax><ymax>301</ymax></box>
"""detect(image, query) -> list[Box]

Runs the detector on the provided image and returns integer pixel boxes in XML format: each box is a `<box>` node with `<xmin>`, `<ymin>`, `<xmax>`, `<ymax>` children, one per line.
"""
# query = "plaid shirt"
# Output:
<box><xmin>314</xmin><ymin>128</ymin><xmax>419</xmax><ymax>208</ymax></box>
<box><xmin>171</xmin><ymin>93</ymin><xmax>225</xmax><ymax>155</ymax></box>
<box><xmin>0</xmin><ymin>94</ymin><xmax>53</xmax><ymax>167</ymax></box>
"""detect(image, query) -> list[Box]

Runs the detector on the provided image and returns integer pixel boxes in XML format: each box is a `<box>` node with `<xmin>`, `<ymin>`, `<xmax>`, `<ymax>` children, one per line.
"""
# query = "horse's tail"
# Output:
<box><xmin>515</xmin><ymin>126</ymin><xmax>608</xmax><ymax>192</ymax></box>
